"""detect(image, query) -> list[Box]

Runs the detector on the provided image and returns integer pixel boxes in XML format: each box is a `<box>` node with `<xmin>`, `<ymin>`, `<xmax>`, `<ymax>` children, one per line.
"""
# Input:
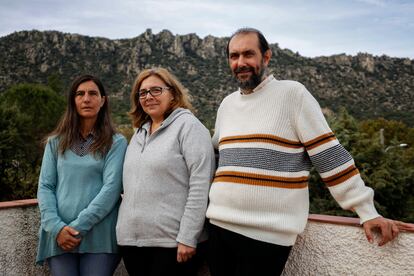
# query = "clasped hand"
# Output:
<box><xmin>56</xmin><ymin>226</ymin><xmax>81</xmax><ymax>251</ymax></box>
<box><xmin>177</xmin><ymin>243</ymin><xmax>196</xmax><ymax>263</ymax></box>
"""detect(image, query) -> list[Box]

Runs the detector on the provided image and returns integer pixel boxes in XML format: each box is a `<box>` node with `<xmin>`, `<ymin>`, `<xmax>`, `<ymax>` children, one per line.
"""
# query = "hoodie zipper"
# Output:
<box><xmin>138</xmin><ymin>108</ymin><xmax>189</xmax><ymax>153</ymax></box>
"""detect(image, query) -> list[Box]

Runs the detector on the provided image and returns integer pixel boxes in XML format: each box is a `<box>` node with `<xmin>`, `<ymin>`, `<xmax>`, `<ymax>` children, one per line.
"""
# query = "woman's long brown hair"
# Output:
<box><xmin>47</xmin><ymin>74</ymin><xmax>116</xmax><ymax>157</ymax></box>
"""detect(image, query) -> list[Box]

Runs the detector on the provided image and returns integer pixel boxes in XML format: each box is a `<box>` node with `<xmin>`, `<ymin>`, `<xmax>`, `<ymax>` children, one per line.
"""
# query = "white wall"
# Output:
<box><xmin>283</xmin><ymin>220</ymin><xmax>414</xmax><ymax>275</ymax></box>
<box><xmin>1</xmin><ymin>204</ymin><xmax>47</xmax><ymax>275</ymax></box>
<box><xmin>1</xmin><ymin>201</ymin><xmax>413</xmax><ymax>276</ymax></box>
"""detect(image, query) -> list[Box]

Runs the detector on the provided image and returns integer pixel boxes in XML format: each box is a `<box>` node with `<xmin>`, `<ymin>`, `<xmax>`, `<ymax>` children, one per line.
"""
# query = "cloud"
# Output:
<box><xmin>355</xmin><ymin>0</ymin><xmax>387</xmax><ymax>7</ymax></box>
<box><xmin>0</xmin><ymin>0</ymin><xmax>413</xmax><ymax>58</ymax></box>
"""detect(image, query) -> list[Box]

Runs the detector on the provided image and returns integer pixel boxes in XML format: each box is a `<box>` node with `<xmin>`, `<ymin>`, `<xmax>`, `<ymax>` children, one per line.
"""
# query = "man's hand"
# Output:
<box><xmin>363</xmin><ymin>217</ymin><xmax>414</xmax><ymax>246</ymax></box>
<box><xmin>56</xmin><ymin>226</ymin><xmax>81</xmax><ymax>251</ymax></box>
<box><xmin>394</xmin><ymin>220</ymin><xmax>414</xmax><ymax>232</ymax></box>
<box><xmin>177</xmin><ymin>243</ymin><xmax>196</xmax><ymax>263</ymax></box>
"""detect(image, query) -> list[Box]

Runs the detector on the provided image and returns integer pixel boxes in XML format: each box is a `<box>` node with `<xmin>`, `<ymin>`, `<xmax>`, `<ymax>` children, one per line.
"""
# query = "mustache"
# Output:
<box><xmin>234</xmin><ymin>66</ymin><xmax>254</xmax><ymax>73</ymax></box>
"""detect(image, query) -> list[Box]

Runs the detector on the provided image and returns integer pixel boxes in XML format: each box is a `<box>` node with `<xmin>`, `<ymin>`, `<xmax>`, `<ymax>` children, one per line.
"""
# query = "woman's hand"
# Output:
<box><xmin>177</xmin><ymin>243</ymin><xmax>196</xmax><ymax>263</ymax></box>
<box><xmin>56</xmin><ymin>226</ymin><xmax>81</xmax><ymax>251</ymax></box>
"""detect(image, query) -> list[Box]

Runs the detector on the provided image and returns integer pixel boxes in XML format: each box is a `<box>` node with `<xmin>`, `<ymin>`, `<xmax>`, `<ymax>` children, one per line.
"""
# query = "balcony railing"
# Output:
<box><xmin>1</xmin><ymin>199</ymin><xmax>413</xmax><ymax>276</ymax></box>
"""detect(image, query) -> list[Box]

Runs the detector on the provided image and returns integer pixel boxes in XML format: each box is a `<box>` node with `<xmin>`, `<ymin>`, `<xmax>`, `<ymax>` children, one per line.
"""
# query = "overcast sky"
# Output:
<box><xmin>1</xmin><ymin>0</ymin><xmax>413</xmax><ymax>58</ymax></box>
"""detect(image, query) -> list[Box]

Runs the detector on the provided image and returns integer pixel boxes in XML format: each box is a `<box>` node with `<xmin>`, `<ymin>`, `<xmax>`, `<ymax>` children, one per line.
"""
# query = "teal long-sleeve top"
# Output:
<box><xmin>36</xmin><ymin>134</ymin><xmax>127</xmax><ymax>264</ymax></box>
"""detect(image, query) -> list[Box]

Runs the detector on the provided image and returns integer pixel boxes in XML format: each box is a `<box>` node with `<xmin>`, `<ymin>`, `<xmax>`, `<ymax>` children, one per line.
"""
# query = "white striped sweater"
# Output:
<box><xmin>206</xmin><ymin>75</ymin><xmax>379</xmax><ymax>246</ymax></box>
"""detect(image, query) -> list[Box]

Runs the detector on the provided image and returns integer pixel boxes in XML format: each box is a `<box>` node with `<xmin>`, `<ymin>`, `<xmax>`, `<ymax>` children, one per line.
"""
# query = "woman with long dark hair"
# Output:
<box><xmin>36</xmin><ymin>75</ymin><xmax>127</xmax><ymax>276</ymax></box>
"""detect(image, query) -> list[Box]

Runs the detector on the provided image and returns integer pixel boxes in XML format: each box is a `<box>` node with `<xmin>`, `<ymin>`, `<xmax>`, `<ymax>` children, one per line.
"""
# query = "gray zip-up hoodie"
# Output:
<box><xmin>116</xmin><ymin>108</ymin><xmax>215</xmax><ymax>248</ymax></box>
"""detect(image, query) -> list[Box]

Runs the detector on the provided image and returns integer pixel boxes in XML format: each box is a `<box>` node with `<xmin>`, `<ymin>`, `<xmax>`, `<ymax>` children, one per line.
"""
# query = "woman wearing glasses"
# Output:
<box><xmin>116</xmin><ymin>68</ymin><xmax>215</xmax><ymax>276</ymax></box>
<box><xmin>36</xmin><ymin>75</ymin><xmax>127</xmax><ymax>275</ymax></box>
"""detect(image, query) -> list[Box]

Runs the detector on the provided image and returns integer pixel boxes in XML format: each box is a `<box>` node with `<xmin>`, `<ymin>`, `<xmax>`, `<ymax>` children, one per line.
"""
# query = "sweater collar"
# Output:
<box><xmin>252</xmin><ymin>75</ymin><xmax>275</xmax><ymax>93</ymax></box>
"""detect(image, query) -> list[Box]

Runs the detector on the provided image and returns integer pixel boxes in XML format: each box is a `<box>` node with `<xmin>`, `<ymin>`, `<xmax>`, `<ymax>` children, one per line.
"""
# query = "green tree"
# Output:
<box><xmin>47</xmin><ymin>73</ymin><xmax>64</xmax><ymax>94</ymax></box>
<box><xmin>0</xmin><ymin>83</ymin><xmax>65</xmax><ymax>201</ymax></box>
<box><xmin>358</xmin><ymin>119</ymin><xmax>414</xmax><ymax>221</ymax></box>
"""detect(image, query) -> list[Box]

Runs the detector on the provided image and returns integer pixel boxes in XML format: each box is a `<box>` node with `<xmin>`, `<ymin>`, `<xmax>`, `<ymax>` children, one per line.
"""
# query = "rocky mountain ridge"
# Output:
<box><xmin>1</xmin><ymin>29</ymin><xmax>413</xmax><ymax>127</ymax></box>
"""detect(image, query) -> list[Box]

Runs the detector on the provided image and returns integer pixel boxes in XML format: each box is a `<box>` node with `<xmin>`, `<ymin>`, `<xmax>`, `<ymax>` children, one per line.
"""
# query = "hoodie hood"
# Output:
<box><xmin>161</xmin><ymin>108</ymin><xmax>193</xmax><ymax>129</ymax></box>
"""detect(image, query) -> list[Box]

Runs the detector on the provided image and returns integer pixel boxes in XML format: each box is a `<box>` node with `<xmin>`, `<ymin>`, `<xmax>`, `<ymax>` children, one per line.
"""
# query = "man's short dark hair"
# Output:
<box><xmin>226</xmin><ymin>27</ymin><xmax>270</xmax><ymax>58</ymax></box>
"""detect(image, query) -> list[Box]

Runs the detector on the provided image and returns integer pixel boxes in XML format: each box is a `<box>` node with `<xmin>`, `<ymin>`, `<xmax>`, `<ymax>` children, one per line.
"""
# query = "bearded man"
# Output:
<box><xmin>205</xmin><ymin>28</ymin><xmax>412</xmax><ymax>276</ymax></box>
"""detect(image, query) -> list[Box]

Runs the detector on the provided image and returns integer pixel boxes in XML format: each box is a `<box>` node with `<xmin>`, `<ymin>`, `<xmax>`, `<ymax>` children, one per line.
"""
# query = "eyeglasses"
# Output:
<box><xmin>137</xmin><ymin>86</ymin><xmax>171</xmax><ymax>99</ymax></box>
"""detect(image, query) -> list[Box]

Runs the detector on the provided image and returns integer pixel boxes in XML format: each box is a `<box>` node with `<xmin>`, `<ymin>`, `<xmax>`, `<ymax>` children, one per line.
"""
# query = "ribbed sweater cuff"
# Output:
<box><xmin>51</xmin><ymin>222</ymin><xmax>67</xmax><ymax>241</ymax></box>
<box><xmin>176</xmin><ymin>235</ymin><xmax>197</xmax><ymax>248</ymax></box>
<box><xmin>354</xmin><ymin>201</ymin><xmax>380</xmax><ymax>224</ymax></box>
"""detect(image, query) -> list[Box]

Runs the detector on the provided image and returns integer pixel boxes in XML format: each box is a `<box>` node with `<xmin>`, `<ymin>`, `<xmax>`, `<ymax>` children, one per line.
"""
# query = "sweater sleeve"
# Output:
<box><xmin>68</xmin><ymin>135</ymin><xmax>127</xmax><ymax>235</ymax></box>
<box><xmin>295</xmin><ymin>87</ymin><xmax>380</xmax><ymax>224</ymax></box>
<box><xmin>37</xmin><ymin>138</ymin><xmax>67</xmax><ymax>240</ymax></box>
<box><xmin>176</xmin><ymin>119</ymin><xmax>215</xmax><ymax>247</ymax></box>
<box><xmin>212</xmin><ymin>104</ymin><xmax>221</xmax><ymax>150</ymax></box>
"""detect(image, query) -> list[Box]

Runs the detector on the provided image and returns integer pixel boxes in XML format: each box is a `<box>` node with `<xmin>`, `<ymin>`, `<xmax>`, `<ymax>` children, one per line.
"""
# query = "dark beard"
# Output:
<box><xmin>233</xmin><ymin>64</ymin><xmax>266</xmax><ymax>91</ymax></box>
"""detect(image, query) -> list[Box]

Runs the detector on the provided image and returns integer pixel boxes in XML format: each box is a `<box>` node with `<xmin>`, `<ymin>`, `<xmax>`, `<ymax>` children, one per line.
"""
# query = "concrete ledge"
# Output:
<box><xmin>0</xmin><ymin>198</ymin><xmax>38</xmax><ymax>209</ymax></box>
<box><xmin>1</xmin><ymin>199</ymin><xmax>413</xmax><ymax>275</ymax></box>
<box><xmin>309</xmin><ymin>213</ymin><xmax>361</xmax><ymax>227</ymax></box>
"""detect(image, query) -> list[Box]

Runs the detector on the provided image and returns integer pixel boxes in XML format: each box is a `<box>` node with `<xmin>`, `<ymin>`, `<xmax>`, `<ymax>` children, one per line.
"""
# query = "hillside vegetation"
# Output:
<box><xmin>1</xmin><ymin>29</ymin><xmax>413</xmax><ymax>128</ymax></box>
